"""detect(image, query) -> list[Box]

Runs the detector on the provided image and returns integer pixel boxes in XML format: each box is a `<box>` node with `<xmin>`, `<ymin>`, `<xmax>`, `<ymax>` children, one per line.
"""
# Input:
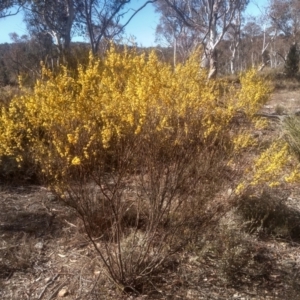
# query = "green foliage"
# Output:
<box><xmin>283</xmin><ymin>115</ymin><xmax>300</xmax><ymax>162</ymax></box>
<box><xmin>285</xmin><ymin>44</ymin><xmax>299</xmax><ymax>77</ymax></box>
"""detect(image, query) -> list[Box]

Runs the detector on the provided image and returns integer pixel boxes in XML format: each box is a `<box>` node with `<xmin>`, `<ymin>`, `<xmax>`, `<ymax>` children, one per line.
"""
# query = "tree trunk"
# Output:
<box><xmin>207</xmin><ymin>48</ymin><xmax>218</xmax><ymax>79</ymax></box>
<box><xmin>63</xmin><ymin>0</ymin><xmax>74</xmax><ymax>52</ymax></box>
<box><xmin>206</xmin><ymin>1</ymin><xmax>218</xmax><ymax>79</ymax></box>
<box><xmin>173</xmin><ymin>36</ymin><xmax>177</xmax><ymax>68</ymax></box>
<box><xmin>230</xmin><ymin>47</ymin><xmax>237</xmax><ymax>74</ymax></box>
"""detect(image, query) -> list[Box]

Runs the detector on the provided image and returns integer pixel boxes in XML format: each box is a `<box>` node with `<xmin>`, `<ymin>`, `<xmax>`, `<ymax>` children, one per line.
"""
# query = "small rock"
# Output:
<box><xmin>34</xmin><ymin>242</ymin><xmax>44</xmax><ymax>250</ymax></box>
<box><xmin>227</xmin><ymin>188</ymin><xmax>233</xmax><ymax>197</ymax></box>
<box><xmin>44</xmin><ymin>277</ymin><xmax>51</xmax><ymax>283</ymax></box>
<box><xmin>186</xmin><ymin>289</ymin><xmax>199</xmax><ymax>299</ymax></box>
<box><xmin>47</xmin><ymin>192</ymin><xmax>57</xmax><ymax>201</ymax></box>
<box><xmin>58</xmin><ymin>288</ymin><xmax>69</xmax><ymax>297</ymax></box>
<box><xmin>189</xmin><ymin>256</ymin><xmax>199</xmax><ymax>263</ymax></box>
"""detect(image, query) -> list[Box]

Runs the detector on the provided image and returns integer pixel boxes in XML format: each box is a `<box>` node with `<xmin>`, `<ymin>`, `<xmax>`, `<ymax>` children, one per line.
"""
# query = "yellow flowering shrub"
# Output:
<box><xmin>0</xmin><ymin>47</ymin><xmax>278</xmax><ymax>287</ymax></box>
<box><xmin>0</xmin><ymin>47</ymin><xmax>272</xmax><ymax>188</ymax></box>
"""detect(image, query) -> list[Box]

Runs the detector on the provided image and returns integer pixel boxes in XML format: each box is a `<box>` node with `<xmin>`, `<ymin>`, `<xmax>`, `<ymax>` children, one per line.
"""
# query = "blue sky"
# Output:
<box><xmin>0</xmin><ymin>0</ymin><xmax>267</xmax><ymax>47</ymax></box>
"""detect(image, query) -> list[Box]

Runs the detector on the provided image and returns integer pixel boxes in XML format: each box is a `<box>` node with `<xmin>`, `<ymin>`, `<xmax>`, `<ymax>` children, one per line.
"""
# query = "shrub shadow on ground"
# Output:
<box><xmin>0</xmin><ymin>185</ymin><xmax>77</xmax><ymax>283</ymax></box>
<box><xmin>0</xmin><ymin>211</ymin><xmax>55</xmax><ymax>236</ymax></box>
<box><xmin>237</xmin><ymin>188</ymin><xmax>300</xmax><ymax>241</ymax></box>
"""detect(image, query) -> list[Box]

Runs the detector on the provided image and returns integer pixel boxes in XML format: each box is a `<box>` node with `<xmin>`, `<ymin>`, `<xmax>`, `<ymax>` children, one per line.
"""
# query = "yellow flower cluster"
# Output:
<box><xmin>233</xmin><ymin>133</ymin><xmax>257</xmax><ymax>152</ymax></box>
<box><xmin>236</xmin><ymin>69</ymin><xmax>272</xmax><ymax>117</ymax></box>
<box><xmin>236</xmin><ymin>140</ymin><xmax>300</xmax><ymax>193</ymax></box>
<box><xmin>251</xmin><ymin>141</ymin><xmax>291</xmax><ymax>187</ymax></box>
<box><xmin>0</xmin><ymin>47</ymin><xmax>272</xmax><ymax>187</ymax></box>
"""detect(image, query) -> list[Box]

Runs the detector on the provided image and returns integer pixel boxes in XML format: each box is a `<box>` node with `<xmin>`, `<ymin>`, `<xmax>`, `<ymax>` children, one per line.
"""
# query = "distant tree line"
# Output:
<box><xmin>0</xmin><ymin>0</ymin><xmax>299</xmax><ymax>85</ymax></box>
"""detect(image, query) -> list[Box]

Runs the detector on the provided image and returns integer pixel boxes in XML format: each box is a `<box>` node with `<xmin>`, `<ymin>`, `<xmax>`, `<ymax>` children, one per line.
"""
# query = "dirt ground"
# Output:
<box><xmin>2</xmin><ymin>89</ymin><xmax>300</xmax><ymax>299</ymax></box>
<box><xmin>263</xmin><ymin>89</ymin><xmax>300</xmax><ymax>114</ymax></box>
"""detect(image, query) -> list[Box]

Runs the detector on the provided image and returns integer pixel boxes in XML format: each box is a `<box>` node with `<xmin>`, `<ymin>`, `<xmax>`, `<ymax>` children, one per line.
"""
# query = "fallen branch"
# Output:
<box><xmin>254</xmin><ymin>113</ymin><xmax>286</xmax><ymax>121</ymax></box>
<box><xmin>47</xmin><ymin>278</ymin><xmax>69</xmax><ymax>300</ymax></box>
<box><xmin>38</xmin><ymin>274</ymin><xmax>60</xmax><ymax>300</ymax></box>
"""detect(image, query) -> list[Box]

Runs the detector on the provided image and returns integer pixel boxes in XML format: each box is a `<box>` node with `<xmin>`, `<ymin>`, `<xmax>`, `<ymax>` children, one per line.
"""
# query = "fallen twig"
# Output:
<box><xmin>254</xmin><ymin>112</ymin><xmax>285</xmax><ymax>121</ymax></box>
<box><xmin>64</xmin><ymin>219</ymin><xmax>77</xmax><ymax>228</ymax></box>
<box><xmin>38</xmin><ymin>274</ymin><xmax>60</xmax><ymax>300</ymax></box>
<box><xmin>47</xmin><ymin>278</ymin><xmax>69</xmax><ymax>300</ymax></box>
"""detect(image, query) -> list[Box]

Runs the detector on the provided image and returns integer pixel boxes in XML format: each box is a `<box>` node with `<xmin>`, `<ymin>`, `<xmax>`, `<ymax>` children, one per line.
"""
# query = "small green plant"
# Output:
<box><xmin>285</xmin><ymin>44</ymin><xmax>299</xmax><ymax>78</ymax></box>
<box><xmin>283</xmin><ymin>115</ymin><xmax>300</xmax><ymax>162</ymax></box>
<box><xmin>275</xmin><ymin>104</ymin><xmax>286</xmax><ymax>115</ymax></box>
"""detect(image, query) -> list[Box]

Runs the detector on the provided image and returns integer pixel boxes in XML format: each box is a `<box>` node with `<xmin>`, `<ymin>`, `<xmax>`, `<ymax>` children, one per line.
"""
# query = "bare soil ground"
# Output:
<box><xmin>2</xmin><ymin>89</ymin><xmax>300</xmax><ymax>300</ymax></box>
<box><xmin>262</xmin><ymin>89</ymin><xmax>300</xmax><ymax>114</ymax></box>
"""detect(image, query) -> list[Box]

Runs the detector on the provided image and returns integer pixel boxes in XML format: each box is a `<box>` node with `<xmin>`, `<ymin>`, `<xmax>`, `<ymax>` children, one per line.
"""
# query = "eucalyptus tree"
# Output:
<box><xmin>158</xmin><ymin>0</ymin><xmax>249</xmax><ymax>79</ymax></box>
<box><xmin>268</xmin><ymin>0</ymin><xmax>300</xmax><ymax>41</ymax></box>
<box><xmin>241</xmin><ymin>21</ymin><xmax>263</xmax><ymax>68</ymax></box>
<box><xmin>155</xmin><ymin>0</ymin><xmax>200</xmax><ymax>67</ymax></box>
<box><xmin>24</xmin><ymin>0</ymin><xmax>76</xmax><ymax>52</ymax></box>
<box><xmin>226</xmin><ymin>4</ymin><xmax>245</xmax><ymax>74</ymax></box>
<box><xmin>267</xmin><ymin>0</ymin><xmax>300</xmax><ymax>70</ymax></box>
<box><xmin>74</xmin><ymin>0</ymin><xmax>157</xmax><ymax>55</ymax></box>
<box><xmin>0</xmin><ymin>0</ymin><xmax>25</xmax><ymax>18</ymax></box>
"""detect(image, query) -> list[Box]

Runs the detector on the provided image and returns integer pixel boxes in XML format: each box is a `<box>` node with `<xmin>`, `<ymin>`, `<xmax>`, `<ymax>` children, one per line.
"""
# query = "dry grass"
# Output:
<box><xmin>260</xmin><ymin>67</ymin><xmax>300</xmax><ymax>91</ymax></box>
<box><xmin>2</xmin><ymin>182</ymin><xmax>300</xmax><ymax>299</ymax></box>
